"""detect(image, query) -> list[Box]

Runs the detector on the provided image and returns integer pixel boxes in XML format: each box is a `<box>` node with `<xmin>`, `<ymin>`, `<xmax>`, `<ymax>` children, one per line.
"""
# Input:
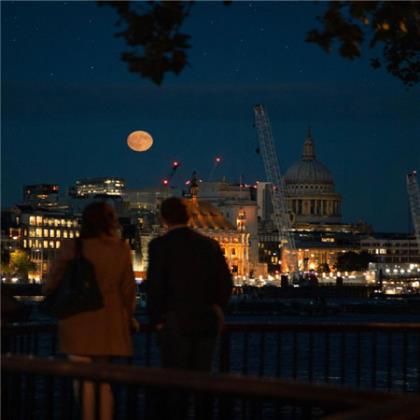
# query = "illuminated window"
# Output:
<box><xmin>63</xmin><ymin>231</ymin><xmax>68</xmax><ymax>238</ymax></box>
<box><xmin>49</xmin><ymin>229</ymin><xmax>55</xmax><ymax>238</ymax></box>
<box><xmin>56</xmin><ymin>241</ymin><xmax>61</xmax><ymax>249</ymax></box>
<box><xmin>69</xmin><ymin>231</ymin><xmax>74</xmax><ymax>238</ymax></box>
<box><xmin>23</xmin><ymin>239</ymin><xmax>27</xmax><ymax>248</ymax></box>
<box><xmin>61</xmin><ymin>219</ymin><xmax>65</xmax><ymax>226</ymax></box>
<box><xmin>29</xmin><ymin>216</ymin><xmax>36</xmax><ymax>225</ymax></box>
<box><xmin>49</xmin><ymin>241</ymin><xmax>55</xmax><ymax>248</ymax></box>
<box><xmin>43</xmin><ymin>241</ymin><xmax>49</xmax><ymax>248</ymax></box>
<box><xmin>75</xmin><ymin>231</ymin><xmax>80</xmax><ymax>237</ymax></box>
<box><xmin>56</xmin><ymin>230</ymin><xmax>61</xmax><ymax>238</ymax></box>
<box><xmin>29</xmin><ymin>228</ymin><xmax>36</xmax><ymax>238</ymax></box>
<box><xmin>36</xmin><ymin>216</ymin><xmax>43</xmax><ymax>225</ymax></box>
<box><xmin>73</xmin><ymin>221</ymin><xmax>78</xmax><ymax>227</ymax></box>
<box><xmin>29</xmin><ymin>240</ymin><xmax>33</xmax><ymax>247</ymax></box>
<box><xmin>36</xmin><ymin>228</ymin><xmax>42</xmax><ymax>237</ymax></box>
<box><xmin>54</xmin><ymin>219</ymin><xmax>60</xmax><ymax>227</ymax></box>
<box><xmin>67</xmin><ymin>221</ymin><xmax>72</xmax><ymax>228</ymax></box>
<box><xmin>43</xmin><ymin>229</ymin><xmax>48</xmax><ymax>237</ymax></box>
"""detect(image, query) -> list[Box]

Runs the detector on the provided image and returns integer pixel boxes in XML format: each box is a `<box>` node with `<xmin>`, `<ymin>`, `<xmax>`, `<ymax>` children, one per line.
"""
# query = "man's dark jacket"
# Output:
<box><xmin>146</xmin><ymin>227</ymin><xmax>233</xmax><ymax>333</ymax></box>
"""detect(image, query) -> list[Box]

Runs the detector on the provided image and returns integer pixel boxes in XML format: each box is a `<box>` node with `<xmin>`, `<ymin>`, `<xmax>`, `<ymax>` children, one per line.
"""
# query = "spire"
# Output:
<box><xmin>189</xmin><ymin>171</ymin><xmax>199</xmax><ymax>200</ymax></box>
<box><xmin>302</xmin><ymin>127</ymin><xmax>316</xmax><ymax>161</ymax></box>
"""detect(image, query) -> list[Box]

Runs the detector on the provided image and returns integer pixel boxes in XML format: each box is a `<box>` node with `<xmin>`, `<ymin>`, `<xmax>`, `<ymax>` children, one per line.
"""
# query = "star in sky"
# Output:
<box><xmin>2</xmin><ymin>0</ymin><xmax>418</xmax><ymax>232</ymax></box>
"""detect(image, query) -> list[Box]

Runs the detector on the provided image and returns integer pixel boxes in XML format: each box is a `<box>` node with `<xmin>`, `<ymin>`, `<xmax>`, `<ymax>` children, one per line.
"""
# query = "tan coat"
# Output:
<box><xmin>44</xmin><ymin>237</ymin><xmax>136</xmax><ymax>356</ymax></box>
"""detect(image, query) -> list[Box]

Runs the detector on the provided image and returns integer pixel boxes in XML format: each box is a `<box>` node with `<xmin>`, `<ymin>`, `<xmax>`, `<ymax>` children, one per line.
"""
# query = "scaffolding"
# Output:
<box><xmin>407</xmin><ymin>171</ymin><xmax>420</xmax><ymax>247</ymax></box>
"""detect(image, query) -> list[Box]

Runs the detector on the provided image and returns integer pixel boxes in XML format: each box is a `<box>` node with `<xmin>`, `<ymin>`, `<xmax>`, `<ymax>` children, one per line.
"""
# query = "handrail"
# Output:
<box><xmin>224</xmin><ymin>323</ymin><xmax>420</xmax><ymax>333</ymax></box>
<box><xmin>326</xmin><ymin>398</ymin><xmax>420</xmax><ymax>420</ymax></box>
<box><xmin>3</xmin><ymin>322</ymin><xmax>420</xmax><ymax>335</ymax></box>
<box><xmin>1</xmin><ymin>355</ymin><xmax>398</xmax><ymax>409</ymax></box>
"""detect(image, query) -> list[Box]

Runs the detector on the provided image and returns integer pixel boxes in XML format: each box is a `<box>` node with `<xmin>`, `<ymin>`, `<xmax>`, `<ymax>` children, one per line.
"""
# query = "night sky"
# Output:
<box><xmin>2</xmin><ymin>1</ymin><xmax>419</xmax><ymax>232</ymax></box>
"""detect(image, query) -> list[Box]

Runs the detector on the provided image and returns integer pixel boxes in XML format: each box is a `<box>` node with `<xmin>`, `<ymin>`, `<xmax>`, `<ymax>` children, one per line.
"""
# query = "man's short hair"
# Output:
<box><xmin>160</xmin><ymin>197</ymin><xmax>190</xmax><ymax>225</ymax></box>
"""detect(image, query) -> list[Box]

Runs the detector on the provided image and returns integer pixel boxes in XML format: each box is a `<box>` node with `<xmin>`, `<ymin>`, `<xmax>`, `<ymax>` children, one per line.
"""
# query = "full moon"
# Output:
<box><xmin>127</xmin><ymin>131</ymin><xmax>153</xmax><ymax>152</ymax></box>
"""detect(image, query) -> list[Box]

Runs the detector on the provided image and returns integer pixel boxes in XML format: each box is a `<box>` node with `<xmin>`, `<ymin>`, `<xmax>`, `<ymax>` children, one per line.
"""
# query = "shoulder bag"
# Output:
<box><xmin>40</xmin><ymin>238</ymin><xmax>104</xmax><ymax>319</ymax></box>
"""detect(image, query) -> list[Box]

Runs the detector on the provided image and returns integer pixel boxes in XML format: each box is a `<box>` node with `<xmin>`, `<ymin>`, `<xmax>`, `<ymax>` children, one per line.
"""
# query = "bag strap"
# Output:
<box><xmin>75</xmin><ymin>238</ymin><xmax>83</xmax><ymax>257</ymax></box>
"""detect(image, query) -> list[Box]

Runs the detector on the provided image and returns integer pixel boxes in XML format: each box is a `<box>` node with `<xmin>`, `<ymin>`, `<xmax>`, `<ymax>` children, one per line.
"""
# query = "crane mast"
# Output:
<box><xmin>407</xmin><ymin>171</ymin><xmax>420</xmax><ymax>247</ymax></box>
<box><xmin>253</xmin><ymin>104</ymin><xmax>296</xmax><ymax>272</ymax></box>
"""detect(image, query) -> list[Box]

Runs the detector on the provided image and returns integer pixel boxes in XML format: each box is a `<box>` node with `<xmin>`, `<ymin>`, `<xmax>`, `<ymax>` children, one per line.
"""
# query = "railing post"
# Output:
<box><xmin>324</xmin><ymin>332</ymin><xmax>330</xmax><ymax>384</ymax></box>
<box><xmin>371</xmin><ymin>331</ymin><xmax>377</xmax><ymax>389</ymax></box>
<box><xmin>219</xmin><ymin>328</ymin><xmax>233</xmax><ymax>419</ymax></box>
<box><xmin>258</xmin><ymin>332</ymin><xmax>266</xmax><ymax>377</ymax></box>
<box><xmin>387</xmin><ymin>332</ymin><xmax>393</xmax><ymax>391</ymax></box>
<box><xmin>308</xmin><ymin>332</ymin><xmax>314</xmax><ymax>383</ymax></box>
<box><xmin>402</xmin><ymin>331</ymin><xmax>408</xmax><ymax>392</ymax></box>
<box><xmin>356</xmin><ymin>332</ymin><xmax>361</xmax><ymax>388</ymax></box>
<box><xmin>219</xmin><ymin>328</ymin><xmax>231</xmax><ymax>373</ymax></box>
<box><xmin>242</xmin><ymin>332</ymin><xmax>249</xmax><ymax>374</ymax></box>
<box><xmin>340</xmin><ymin>332</ymin><xmax>346</xmax><ymax>385</ymax></box>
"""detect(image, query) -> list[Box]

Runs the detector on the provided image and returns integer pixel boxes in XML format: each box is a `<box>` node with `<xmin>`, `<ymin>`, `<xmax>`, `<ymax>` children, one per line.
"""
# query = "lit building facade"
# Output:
<box><xmin>70</xmin><ymin>177</ymin><xmax>125</xmax><ymax>197</ymax></box>
<box><xmin>11</xmin><ymin>208</ymin><xmax>80</xmax><ymax>281</ymax></box>
<box><xmin>197</xmin><ymin>179</ymin><xmax>263</xmax><ymax>276</ymax></box>
<box><xmin>23</xmin><ymin>184</ymin><xmax>60</xmax><ymax>207</ymax></box>
<box><xmin>139</xmin><ymin>175</ymin><xmax>251</xmax><ymax>277</ymax></box>
<box><xmin>259</xmin><ymin>230</ymin><xmax>362</xmax><ymax>274</ymax></box>
<box><xmin>185</xmin><ymin>199</ymin><xmax>250</xmax><ymax>277</ymax></box>
<box><xmin>361</xmin><ymin>234</ymin><xmax>420</xmax><ymax>264</ymax></box>
<box><xmin>123</xmin><ymin>187</ymin><xmax>173</xmax><ymax>212</ymax></box>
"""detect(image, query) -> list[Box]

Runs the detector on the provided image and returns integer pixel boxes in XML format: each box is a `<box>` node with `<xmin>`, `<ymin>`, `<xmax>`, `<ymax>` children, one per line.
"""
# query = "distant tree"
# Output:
<box><xmin>1</xmin><ymin>248</ymin><xmax>12</xmax><ymax>281</ymax></box>
<box><xmin>9</xmin><ymin>250</ymin><xmax>36</xmax><ymax>281</ymax></box>
<box><xmin>306</xmin><ymin>1</ymin><xmax>420</xmax><ymax>87</ymax></box>
<box><xmin>336</xmin><ymin>251</ymin><xmax>375</xmax><ymax>272</ymax></box>
<box><xmin>1</xmin><ymin>261</ymin><xmax>13</xmax><ymax>281</ymax></box>
<box><xmin>99</xmin><ymin>1</ymin><xmax>419</xmax><ymax>87</ymax></box>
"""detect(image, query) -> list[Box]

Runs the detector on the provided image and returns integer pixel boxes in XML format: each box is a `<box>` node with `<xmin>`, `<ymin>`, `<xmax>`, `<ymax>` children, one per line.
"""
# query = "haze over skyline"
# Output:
<box><xmin>2</xmin><ymin>1</ymin><xmax>419</xmax><ymax>232</ymax></box>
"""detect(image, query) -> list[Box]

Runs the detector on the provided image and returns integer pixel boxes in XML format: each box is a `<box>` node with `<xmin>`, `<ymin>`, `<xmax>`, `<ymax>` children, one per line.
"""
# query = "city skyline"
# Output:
<box><xmin>2</xmin><ymin>1</ymin><xmax>419</xmax><ymax>232</ymax></box>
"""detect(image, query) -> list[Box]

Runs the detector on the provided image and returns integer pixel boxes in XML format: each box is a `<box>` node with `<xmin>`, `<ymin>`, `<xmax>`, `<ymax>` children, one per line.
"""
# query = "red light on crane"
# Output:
<box><xmin>172</xmin><ymin>161</ymin><xmax>180</xmax><ymax>168</ymax></box>
<box><xmin>162</xmin><ymin>179</ymin><xmax>169</xmax><ymax>186</ymax></box>
<box><xmin>215</xmin><ymin>156</ymin><xmax>222</xmax><ymax>164</ymax></box>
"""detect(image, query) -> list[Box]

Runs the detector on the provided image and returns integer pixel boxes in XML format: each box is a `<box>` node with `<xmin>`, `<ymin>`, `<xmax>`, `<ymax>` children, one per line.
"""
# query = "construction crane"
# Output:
<box><xmin>407</xmin><ymin>170</ymin><xmax>420</xmax><ymax>247</ymax></box>
<box><xmin>253</xmin><ymin>104</ymin><xmax>296</xmax><ymax>273</ymax></box>
<box><xmin>162</xmin><ymin>160</ymin><xmax>181</xmax><ymax>187</ymax></box>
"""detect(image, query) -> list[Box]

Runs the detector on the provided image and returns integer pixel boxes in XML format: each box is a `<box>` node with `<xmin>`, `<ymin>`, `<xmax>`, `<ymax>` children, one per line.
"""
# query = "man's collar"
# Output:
<box><xmin>166</xmin><ymin>224</ymin><xmax>189</xmax><ymax>232</ymax></box>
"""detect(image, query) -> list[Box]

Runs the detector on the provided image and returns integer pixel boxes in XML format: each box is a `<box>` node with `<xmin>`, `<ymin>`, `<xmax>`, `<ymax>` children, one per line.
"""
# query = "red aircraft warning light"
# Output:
<box><xmin>162</xmin><ymin>179</ymin><xmax>169</xmax><ymax>186</ymax></box>
<box><xmin>215</xmin><ymin>156</ymin><xmax>222</xmax><ymax>164</ymax></box>
<box><xmin>172</xmin><ymin>161</ymin><xmax>180</xmax><ymax>168</ymax></box>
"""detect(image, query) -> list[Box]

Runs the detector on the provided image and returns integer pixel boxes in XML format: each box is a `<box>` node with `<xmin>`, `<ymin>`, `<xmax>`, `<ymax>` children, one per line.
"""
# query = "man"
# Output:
<box><xmin>147</xmin><ymin>196</ymin><xmax>233</xmax><ymax>372</ymax></box>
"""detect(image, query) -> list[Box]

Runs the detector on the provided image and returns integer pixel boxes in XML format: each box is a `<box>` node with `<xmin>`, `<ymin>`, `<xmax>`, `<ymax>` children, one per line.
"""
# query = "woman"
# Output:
<box><xmin>44</xmin><ymin>202</ymin><xmax>136</xmax><ymax>420</ymax></box>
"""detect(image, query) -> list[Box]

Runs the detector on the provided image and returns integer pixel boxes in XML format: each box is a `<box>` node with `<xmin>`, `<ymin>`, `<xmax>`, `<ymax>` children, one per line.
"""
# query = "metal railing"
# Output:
<box><xmin>3</xmin><ymin>355</ymin><xmax>420</xmax><ymax>420</ymax></box>
<box><xmin>3</xmin><ymin>323</ymin><xmax>420</xmax><ymax>393</ymax></box>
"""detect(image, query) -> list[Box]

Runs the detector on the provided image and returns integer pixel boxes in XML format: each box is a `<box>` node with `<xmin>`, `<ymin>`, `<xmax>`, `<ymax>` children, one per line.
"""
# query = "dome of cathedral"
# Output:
<box><xmin>284</xmin><ymin>160</ymin><xmax>334</xmax><ymax>185</ymax></box>
<box><xmin>284</xmin><ymin>130</ymin><xmax>334</xmax><ymax>185</ymax></box>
